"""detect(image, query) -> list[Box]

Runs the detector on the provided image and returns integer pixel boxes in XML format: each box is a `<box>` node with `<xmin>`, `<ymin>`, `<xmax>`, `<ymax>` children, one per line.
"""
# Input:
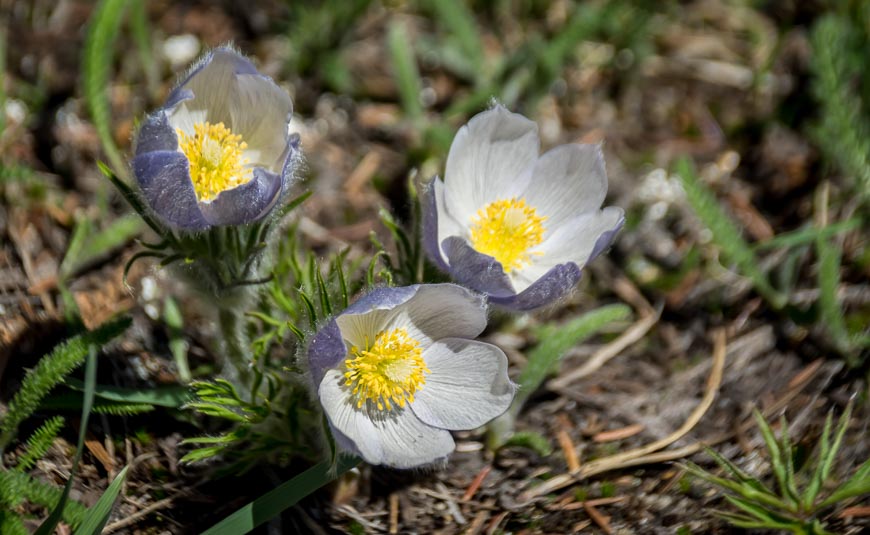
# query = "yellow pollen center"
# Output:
<box><xmin>176</xmin><ymin>121</ymin><xmax>250</xmax><ymax>202</ymax></box>
<box><xmin>344</xmin><ymin>327</ymin><xmax>429</xmax><ymax>411</ymax></box>
<box><xmin>468</xmin><ymin>197</ymin><xmax>547</xmax><ymax>272</ymax></box>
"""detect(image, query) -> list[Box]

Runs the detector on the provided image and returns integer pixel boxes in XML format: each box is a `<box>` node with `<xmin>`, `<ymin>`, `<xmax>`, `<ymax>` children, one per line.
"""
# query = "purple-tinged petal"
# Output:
<box><xmin>489</xmin><ymin>262</ymin><xmax>582</xmax><ymax>311</ymax></box>
<box><xmin>421</xmin><ymin>178</ymin><xmax>450</xmax><ymax>272</ymax></box>
<box><xmin>165</xmin><ymin>47</ymin><xmax>258</xmax><ymax>110</ymax></box>
<box><xmin>198</xmin><ymin>167</ymin><xmax>282</xmax><ymax>226</ymax></box>
<box><xmin>342</xmin><ymin>285</ymin><xmax>420</xmax><ymax>316</ymax></box>
<box><xmin>587</xmin><ymin>211</ymin><xmax>624</xmax><ymax>264</ymax></box>
<box><xmin>132</xmin><ymin>150</ymin><xmax>209</xmax><ymax>230</ymax></box>
<box><xmin>134</xmin><ymin>111</ymin><xmax>178</xmax><ymax>156</ymax></box>
<box><xmin>307</xmin><ymin>319</ymin><xmax>347</xmax><ymax>389</ymax></box>
<box><xmin>441</xmin><ymin>237</ymin><xmax>514</xmax><ymax>298</ymax></box>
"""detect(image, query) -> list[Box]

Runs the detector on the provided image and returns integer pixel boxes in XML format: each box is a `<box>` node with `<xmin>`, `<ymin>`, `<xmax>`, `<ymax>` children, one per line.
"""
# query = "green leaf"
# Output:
<box><xmin>0</xmin><ymin>317</ymin><xmax>131</xmax><ymax>448</ymax></box>
<box><xmin>35</xmin><ymin>344</ymin><xmax>99</xmax><ymax>535</ymax></box>
<box><xmin>815</xmin><ymin>231</ymin><xmax>854</xmax><ymax>360</ymax></box>
<box><xmin>753</xmin><ymin>411</ymin><xmax>798</xmax><ymax>508</ymax></box>
<box><xmin>388</xmin><ymin>21</ymin><xmax>424</xmax><ymax>121</ymax></box>
<box><xmin>500</xmin><ymin>431</ymin><xmax>553</xmax><ymax>456</ymax></box>
<box><xmin>675</xmin><ymin>157</ymin><xmax>786</xmax><ymax>309</ymax></box>
<box><xmin>73</xmin><ymin>465</ymin><xmax>129</xmax><ymax>535</ymax></box>
<box><xmin>14</xmin><ymin>416</ymin><xmax>65</xmax><ymax>473</ymax></box>
<box><xmin>82</xmin><ymin>0</ymin><xmax>129</xmax><ymax>180</ymax></box>
<box><xmin>821</xmin><ymin>458</ymin><xmax>870</xmax><ymax>507</ymax></box>
<box><xmin>200</xmin><ymin>456</ymin><xmax>360</xmax><ymax>535</ymax></box>
<box><xmin>64</xmin><ymin>378</ymin><xmax>190</xmax><ymax>408</ymax></box>
<box><xmin>513</xmin><ymin>304</ymin><xmax>631</xmax><ymax>414</ymax></box>
<box><xmin>60</xmin><ymin>214</ymin><xmax>143</xmax><ymax>280</ymax></box>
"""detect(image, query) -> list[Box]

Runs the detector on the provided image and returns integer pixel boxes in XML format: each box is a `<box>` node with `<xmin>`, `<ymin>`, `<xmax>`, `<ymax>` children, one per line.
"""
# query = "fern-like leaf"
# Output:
<box><xmin>14</xmin><ymin>416</ymin><xmax>65</xmax><ymax>473</ymax></box>
<box><xmin>0</xmin><ymin>317</ymin><xmax>131</xmax><ymax>449</ymax></box>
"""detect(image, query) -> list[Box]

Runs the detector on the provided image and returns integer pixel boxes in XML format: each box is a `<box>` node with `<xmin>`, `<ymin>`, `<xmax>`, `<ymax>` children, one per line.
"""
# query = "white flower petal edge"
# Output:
<box><xmin>443</xmin><ymin>105</ymin><xmax>538</xmax><ymax>224</ymax></box>
<box><xmin>411</xmin><ymin>338</ymin><xmax>515</xmax><ymax>430</ymax></box>
<box><xmin>319</xmin><ymin>369</ymin><xmax>455</xmax><ymax>468</ymax></box>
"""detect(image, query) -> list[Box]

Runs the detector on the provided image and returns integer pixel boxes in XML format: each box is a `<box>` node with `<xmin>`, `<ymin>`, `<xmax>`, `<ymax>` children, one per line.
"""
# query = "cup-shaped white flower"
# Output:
<box><xmin>133</xmin><ymin>47</ymin><xmax>298</xmax><ymax>230</ymax></box>
<box><xmin>308</xmin><ymin>284</ymin><xmax>515</xmax><ymax>468</ymax></box>
<box><xmin>422</xmin><ymin>106</ymin><xmax>624</xmax><ymax>311</ymax></box>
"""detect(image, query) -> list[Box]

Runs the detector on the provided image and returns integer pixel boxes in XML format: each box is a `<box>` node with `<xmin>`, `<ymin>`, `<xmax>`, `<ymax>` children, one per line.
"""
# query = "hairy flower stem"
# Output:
<box><xmin>218</xmin><ymin>306</ymin><xmax>252</xmax><ymax>396</ymax></box>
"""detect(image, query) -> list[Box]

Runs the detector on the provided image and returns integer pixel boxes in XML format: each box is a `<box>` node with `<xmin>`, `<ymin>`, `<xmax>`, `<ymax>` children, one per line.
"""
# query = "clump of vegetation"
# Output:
<box><xmin>685</xmin><ymin>405</ymin><xmax>868</xmax><ymax>534</ymax></box>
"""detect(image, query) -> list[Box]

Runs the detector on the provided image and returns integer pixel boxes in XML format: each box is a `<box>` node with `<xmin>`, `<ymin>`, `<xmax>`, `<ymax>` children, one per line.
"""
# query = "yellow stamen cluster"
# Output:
<box><xmin>344</xmin><ymin>328</ymin><xmax>429</xmax><ymax>411</ymax></box>
<box><xmin>469</xmin><ymin>197</ymin><xmax>547</xmax><ymax>273</ymax></box>
<box><xmin>176</xmin><ymin>122</ymin><xmax>250</xmax><ymax>202</ymax></box>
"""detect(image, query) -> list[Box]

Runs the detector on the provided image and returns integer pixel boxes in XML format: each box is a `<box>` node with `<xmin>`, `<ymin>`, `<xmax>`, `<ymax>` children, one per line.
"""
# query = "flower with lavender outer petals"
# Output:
<box><xmin>422</xmin><ymin>106</ymin><xmax>624</xmax><ymax>311</ymax></box>
<box><xmin>308</xmin><ymin>284</ymin><xmax>515</xmax><ymax>468</ymax></box>
<box><xmin>133</xmin><ymin>46</ymin><xmax>298</xmax><ymax>230</ymax></box>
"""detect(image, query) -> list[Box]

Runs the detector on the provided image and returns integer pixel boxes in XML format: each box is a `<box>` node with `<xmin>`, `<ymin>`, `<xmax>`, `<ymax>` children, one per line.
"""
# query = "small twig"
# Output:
<box><xmin>522</xmin><ymin>329</ymin><xmax>727</xmax><ymax>501</ymax></box>
<box><xmin>548</xmin><ymin>305</ymin><xmax>662</xmax><ymax>390</ymax></box>
<box><xmin>103</xmin><ymin>493</ymin><xmax>180</xmax><ymax>533</ymax></box>
<box><xmin>462</xmin><ymin>465</ymin><xmax>492</xmax><ymax>502</ymax></box>
<box><xmin>388</xmin><ymin>492</ymin><xmax>399</xmax><ymax>534</ymax></box>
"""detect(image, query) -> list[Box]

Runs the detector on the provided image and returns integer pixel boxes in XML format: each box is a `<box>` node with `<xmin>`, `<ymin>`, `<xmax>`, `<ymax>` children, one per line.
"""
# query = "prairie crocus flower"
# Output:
<box><xmin>308</xmin><ymin>284</ymin><xmax>515</xmax><ymax>468</ymax></box>
<box><xmin>133</xmin><ymin>47</ymin><xmax>298</xmax><ymax>230</ymax></box>
<box><xmin>423</xmin><ymin>106</ymin><xmax>624</xmax><ymax>311</ymax></box>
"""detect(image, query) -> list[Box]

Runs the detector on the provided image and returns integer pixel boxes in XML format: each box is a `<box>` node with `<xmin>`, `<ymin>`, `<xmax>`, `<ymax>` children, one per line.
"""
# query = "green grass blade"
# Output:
<box><xmin>425</xmin><ymin>0</ymin><xmax>483</xmax><ymax>78</ymax></box>
<box><xmin>82</xmin><ymin>0</ymin><xmax>129</xmax><ymax>180</ymax></box>
<box><xmin>754</xmin><ymin>217</ymin><xmax>862</xmax><ymax>251</ymax></box>
<box><xmin>60</xmin><ymin>214</ymin><xmax>143</xmax><ymax>279</ymax></box>
<box><xmin>73</xmin><ymin>465</ymin><xmax>128</xmax><ymax>535</ymax></box>
<box><xmin>815</xmin><ymin>233</ymin><xmax>854</xmax><ymax>360</ymax></box>
<box><xmin>675</xmin><ymin>157</ymin><xmax>786</xmax><ymax>309</ymax></box>
<box><xmin>34</xmin><ymin>344</ymin><xmax>99</xmax><ymax>535</ymax></box>
<box><xmin>753</xmin><ymin>410</ymin><xmax>797</xmax><ymax>508</ymax></box>
<box><xmin>804</xmin><ymin>409</ymin><xmax>835</xmax><ymax>509</ymax></box>
<box><xmin>63</xmin><ymin>378</ymin><xmax>191</xmax><ymax>408</ymax></box>
<box><xmin>820</xmin><ymin>458</ymin><xmax>870</xmax><ymax>507</ymax></box>
<box><xmin>816</xmin><ymin>402</ymin><xmax>853</xmax><ymax>497</ymax></box>
<box><xmin>201</xmin><ymin>456</ymin><xmax>360</xmax><ymax>535</ymax></box>
<box><xmin>388</xmin><ymin>21</ymin><xmax>424</xmax><ymax>121</ymax></box>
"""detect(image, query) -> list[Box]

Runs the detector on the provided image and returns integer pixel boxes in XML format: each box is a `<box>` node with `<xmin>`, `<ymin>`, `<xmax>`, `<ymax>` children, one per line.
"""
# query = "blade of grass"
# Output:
<box><xmin>34</xmin><ymin>345</ymin><xmax>99</xmax><ymax>535</ymax></box>
<box><xmin>83</xmin><ymin>0</ymin><xmax>129</xmax><ymax>180</ymax></box>
<box><xmin>72</xmin><ymin>465</ymin><xmax>129</xmax><ymax>535</ymax></box>
<box><xmin>388</xmin><ymin>21</ymin><xmax>424</xmax><ymax>122</ymax></box>
<box><xmin>200</xmin><ymin>456</ymin><xmax>360</xmax><ymax>535</ymax></box>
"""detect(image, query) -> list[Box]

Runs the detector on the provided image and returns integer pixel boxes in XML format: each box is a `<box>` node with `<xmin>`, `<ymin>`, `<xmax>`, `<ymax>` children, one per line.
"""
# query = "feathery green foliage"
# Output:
<box><xmin>685</xmin><ymin>404</ymin><xmax>866</xmax><ymax>534</ymax></box>
<box><xmin>13</xmin><ymin>416</ymin><xmax>65</xmax><ymax>473</ymax></box>
<box><xmin>0</xmin><ymin>317</ymin><xmax>132</xmax><ymax>449</ymax></box>
<box><xmin>675</xmin><ymin>157</ymin><xmax>787</xmax><ymax>309</ymax></box>
<box><xmin>487</xmin><ymin>303</ymin><xmax>632</xmax><ymax>448</ymax></box>
<box><xmin>82</xmin><ymin>0</ymin><xmax>129</xmax><ymax>180</ymax></box>
<box><xmin>810</xmin><ymin>13</ymin><xmax>870</xmax><ymax>203</ymax></box>
<box><xmin>0</xmin><ymin>470</ymin><xmax>87</xmax><ymax>526</ymax></box>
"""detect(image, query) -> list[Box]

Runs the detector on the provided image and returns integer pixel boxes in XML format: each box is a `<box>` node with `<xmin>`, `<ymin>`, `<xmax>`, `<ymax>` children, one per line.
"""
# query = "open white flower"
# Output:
<box><xmin>423</xmin><ymin>106</ymin><xmax>624</xmax><ymax>310</ymax></box>
<box><xmin>307</xmin><ymin>284</ymin><xmax>515</xmax><ymax>468</ymax></box>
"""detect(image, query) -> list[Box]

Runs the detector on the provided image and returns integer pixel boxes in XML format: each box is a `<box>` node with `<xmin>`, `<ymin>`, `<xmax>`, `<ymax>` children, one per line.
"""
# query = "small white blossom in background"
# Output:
<box><xmin>307</xmin><ymin>284</ymin><xmax>515</xmax><ymax>468</ymax></box>
<box><xmin>636</xmin><ymin>167</ymin><xmax>685</xmax><ymax>221</ymax></box>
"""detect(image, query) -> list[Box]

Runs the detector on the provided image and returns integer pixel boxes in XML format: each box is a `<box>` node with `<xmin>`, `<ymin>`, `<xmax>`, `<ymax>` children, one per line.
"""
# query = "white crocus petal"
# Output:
<box><xmin>411</xmin><ymin>338</ymin><xmax>513</xmax><ymax>431</ymax></box>
<box><xmin>386</xmin><ymin>285</ymin><xmax>487</xmax><ymax>348</ymax></box>
<box><xmin>515</xmin><ymin>206</ymin><xmax>625</xmax><ymax>287</ymax></box>
<box><xmin>336</xmin><ymin>309</ymin><xmax>397</xmax><ymax>351</ymax></box>
<box><xmin>444</xmin><ymin>106</ymin><xmax>539</xmax><ymax>224</ymax></box>
<box><xmin>167</xmin><ymin>104</ymin><xmax>207</xmax><ymax>138</ymax></box>
<box><xmin>227</xmin><ymin>76</ymin><xmax>292</xmax><ymax>171</ymax></box>
<box><xmin>521</xmin><ymin>144</ymin><xmax>608</xmax><ymax>231</ymax></box>
<box><xmin>319</xmin><ymin>370</ymin><xmax>455</xmax><ymax>468</ymax></box>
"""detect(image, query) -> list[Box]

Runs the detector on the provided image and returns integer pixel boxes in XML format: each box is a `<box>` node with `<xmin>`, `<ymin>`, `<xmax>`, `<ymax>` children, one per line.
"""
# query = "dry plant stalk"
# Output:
<box><xmin>521</xmin><ymin>329</ymin><xmax>728</xmax><ymax>501</ymax></box>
